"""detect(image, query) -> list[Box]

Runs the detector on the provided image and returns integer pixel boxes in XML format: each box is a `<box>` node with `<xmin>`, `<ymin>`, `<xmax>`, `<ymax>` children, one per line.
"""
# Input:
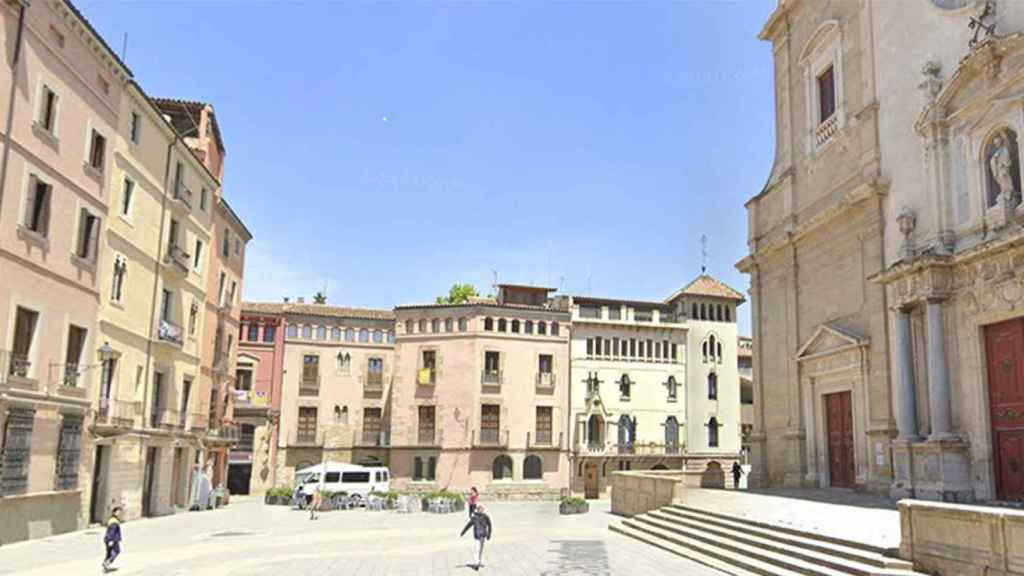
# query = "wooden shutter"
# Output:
<box><xmin>23</xmin><ymin>178</ymin><xmax>37</xmax><ymax>229</ymax></box>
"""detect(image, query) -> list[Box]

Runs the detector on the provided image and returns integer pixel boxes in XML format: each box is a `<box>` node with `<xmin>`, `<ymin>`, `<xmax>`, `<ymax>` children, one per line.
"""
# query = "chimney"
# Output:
<box><xmin>297</xmin><ymin>297</ymin><xmax>305</xmax><ymax>304</ymax></box>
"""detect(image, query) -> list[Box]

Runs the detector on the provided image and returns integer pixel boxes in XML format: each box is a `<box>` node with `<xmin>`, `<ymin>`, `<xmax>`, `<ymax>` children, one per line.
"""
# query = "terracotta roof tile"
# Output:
<box><xmin>666</xmin><ymin>274</ymin><xmax>746</xmax><ymax>303</ymax></box>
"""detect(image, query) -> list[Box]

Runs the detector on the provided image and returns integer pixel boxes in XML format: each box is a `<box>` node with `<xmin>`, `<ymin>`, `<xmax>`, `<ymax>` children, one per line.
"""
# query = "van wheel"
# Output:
<box><xmin>348</xmin><ymin>493</ymin><xmax>363</xmax><ymax>507</ymax></box>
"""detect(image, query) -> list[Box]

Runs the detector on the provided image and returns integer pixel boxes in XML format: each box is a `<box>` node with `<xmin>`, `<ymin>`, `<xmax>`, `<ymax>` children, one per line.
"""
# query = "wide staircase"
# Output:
<box><xmin>610</xmin><ymin>504</ymin><xmax>927</xmax><ymax>576</ymax></box>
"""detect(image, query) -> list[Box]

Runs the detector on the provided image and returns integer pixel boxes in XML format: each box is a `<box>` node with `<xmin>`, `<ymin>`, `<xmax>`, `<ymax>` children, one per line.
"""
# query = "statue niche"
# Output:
<box><xmin>986</xmin><ymin>129</ymin><xmax>1021</xmax><ymax>209</ymax></box>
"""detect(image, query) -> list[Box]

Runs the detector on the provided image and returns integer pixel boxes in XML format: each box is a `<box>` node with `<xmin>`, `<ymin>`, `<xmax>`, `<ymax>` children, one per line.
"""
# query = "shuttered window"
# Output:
<box><xmin>54</xmin><ymin>414</ymin><xmax>84</xmax><ymax>490</ymax></box>
<box><xmin>1</xmin><ymin>408</ymin><xmax>35</xmax><ymax>495</ymax></box>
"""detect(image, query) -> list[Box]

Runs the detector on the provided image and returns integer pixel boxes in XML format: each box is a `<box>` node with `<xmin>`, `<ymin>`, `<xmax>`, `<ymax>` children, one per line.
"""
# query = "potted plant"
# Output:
<box><xmin>559</xmin><ymin>496</ymin><xmax>589</xmax><ymax>515</ymax></box>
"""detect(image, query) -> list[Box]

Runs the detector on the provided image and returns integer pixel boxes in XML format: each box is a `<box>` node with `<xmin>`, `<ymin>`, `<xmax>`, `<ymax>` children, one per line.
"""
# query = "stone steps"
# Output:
<box><xmin>611</xmin><ymin>504</ymin><xmax>927</xmax><ymax>576</ymax></box>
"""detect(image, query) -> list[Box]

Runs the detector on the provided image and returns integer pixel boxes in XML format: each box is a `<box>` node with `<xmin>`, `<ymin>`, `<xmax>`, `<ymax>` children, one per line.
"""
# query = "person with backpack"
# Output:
<box><xmin>102</xmin><ymin>507</ymin><xmax>123</xmax><ymax>573</ymax></box>
<box><xmin>460</xmin><ymin>504</ymin><xmax>492</xmax><ymax>571</ymax></box>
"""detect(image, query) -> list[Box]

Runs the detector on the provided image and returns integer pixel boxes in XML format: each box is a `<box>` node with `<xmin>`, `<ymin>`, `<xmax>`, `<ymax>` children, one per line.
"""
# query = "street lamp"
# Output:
<box><xmin>98</xmin><ymin>341</ymin><xmax>116</xmax><ymax>362</ymax></box>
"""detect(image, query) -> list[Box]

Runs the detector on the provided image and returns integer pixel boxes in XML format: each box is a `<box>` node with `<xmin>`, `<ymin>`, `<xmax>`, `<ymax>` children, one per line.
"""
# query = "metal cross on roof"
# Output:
<box><xmin>701</xmin><ymin>234</ymin><xmax>708</xmax><ymax>274</ymax></box>
<box><xmin>969</xmin><ymin>1</ymin><xmax>996</xmax><ymax>48</ymax></box>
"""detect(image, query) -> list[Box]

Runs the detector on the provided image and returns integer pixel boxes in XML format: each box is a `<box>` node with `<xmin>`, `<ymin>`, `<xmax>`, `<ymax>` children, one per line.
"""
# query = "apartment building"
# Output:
<box><xmin>566</xmin><ymin>273</ymin><xmax>745</xmax><ymax>497</ymax></box>
<box><xmin>391</xmin><ymin>285</ymin><xmax>571</xmax><ymax>498</ymax></box>
<box><xmin>738</xmin><ymin>335</ymin><xmax>753</xmax><ymax>458</ymax></box>
<box><xmin>263</xmin><ymin>300</ymin><xmax>396</xmax><ymax>484</ymax></box>
<box><xmin>234</xmin><ymin>304</ymin><xmax>285</xmax><ymax>495</ymax></box>
<box><xmin>0</xmin><ymin>0</ymin><xmax>127</xmax><ymax>543</ymax></box>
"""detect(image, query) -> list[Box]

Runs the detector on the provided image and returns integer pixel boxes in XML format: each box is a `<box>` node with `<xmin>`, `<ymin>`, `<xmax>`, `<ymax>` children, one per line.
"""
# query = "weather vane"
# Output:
<box><xmin>969</xmin><ymin>1</ymin><xmax>996</xmax><ymax>48</ymax></box>
<box><xmin>701</xmin><ymin>234</ymin><xmax>708</xmax><ymax>274</ymax></box>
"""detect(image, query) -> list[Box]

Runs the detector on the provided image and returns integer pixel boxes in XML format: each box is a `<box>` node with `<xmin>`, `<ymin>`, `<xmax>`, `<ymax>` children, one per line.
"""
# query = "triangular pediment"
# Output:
<box><xmin>797</xmin><ymin>323</ymin><xmax>868</xmax><ymax>360</ymax></box>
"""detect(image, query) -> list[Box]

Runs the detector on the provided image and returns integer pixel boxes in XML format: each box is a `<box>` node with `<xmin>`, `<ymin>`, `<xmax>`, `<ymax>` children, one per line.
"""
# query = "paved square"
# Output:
<box><xmin>0</xmin><ymin>498</ymin><xmax>725</xmax><ymax>575</ymax></box>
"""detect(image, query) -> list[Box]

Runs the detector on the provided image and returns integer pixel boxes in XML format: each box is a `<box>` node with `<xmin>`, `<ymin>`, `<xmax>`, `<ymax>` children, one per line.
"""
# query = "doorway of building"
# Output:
<box><xmin>985</xmin><ymin>318</ymin><xmax>1024</xmax><ymax>500</ymax></box>
<box><xmin>228</xmin><ymin>464</ymin><xmax>252</xmax><ymax>495</ymax></box>
<box><xmin>171</xmin><ymin>447</ymin><xmax>184</xmax><ymax>508</ymax></box>
<box><xmin>825</xmin><ymin>391</ymin><xmax>854</xmax><ymax>488</ymax></box>
<box><xmin>89</xmin><ymin>445</ymin><xmax>108</xmax><ymax>524</ymax></box>
<box><xmin>142</xmin><ymin>446</ymin><xmax>159</xmax><ymax>517</ymax></box>
<box><xmin>584</xmin><ymin>462</ymin><xmax>599</xmax><ymax>499</ymax></box>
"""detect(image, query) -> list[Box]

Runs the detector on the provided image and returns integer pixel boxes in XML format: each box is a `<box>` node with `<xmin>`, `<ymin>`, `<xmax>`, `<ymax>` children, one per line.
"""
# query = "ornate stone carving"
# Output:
<box><xmin>897</xmin><ymin>207</ymin><xmax>918</xmax><ymax>262</ymax></box>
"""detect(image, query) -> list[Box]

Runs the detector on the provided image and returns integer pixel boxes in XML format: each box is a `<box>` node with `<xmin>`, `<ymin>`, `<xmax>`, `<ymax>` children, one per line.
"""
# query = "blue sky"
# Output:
<box><xmin>81</xmin><ymin>0</ymin><xmax>776</xmax><ymax>335</ymax></box>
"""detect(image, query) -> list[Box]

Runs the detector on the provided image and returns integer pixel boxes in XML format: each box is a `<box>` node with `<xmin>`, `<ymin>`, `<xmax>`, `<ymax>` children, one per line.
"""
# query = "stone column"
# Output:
<box><xmin>895</xmin><ymin>308</ymin><xmax>921</xmax><ymax>441</ymax></box>
<box><xmin>926</xmin><ymin>299</ymin><xmax>954</xmax><ymax>440</ymax></box>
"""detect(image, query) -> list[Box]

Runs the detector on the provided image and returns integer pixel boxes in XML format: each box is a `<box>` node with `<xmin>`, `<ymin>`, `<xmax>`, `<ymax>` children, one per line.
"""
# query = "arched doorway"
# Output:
<box><xmin>587</xmin><ymin>415</ymin><xmax>604</xmax><ymax>449</ymax></box>
<box><xmin>665</xmin><ymin>416</ymin><xmax>679</xmax><ymax>454</ymax></box>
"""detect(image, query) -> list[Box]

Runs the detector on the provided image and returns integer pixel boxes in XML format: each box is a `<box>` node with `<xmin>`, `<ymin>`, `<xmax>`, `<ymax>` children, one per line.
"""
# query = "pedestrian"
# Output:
<box><xmin>468</xmin><ymin>486</ymin><xmax>479</xmax><ymax>518</ymax></box>
<box><xmin>731</xmin><ymin>461</ymin><xmax>745</xmax><ymax>489</ymax></box>
<box><xmin>460</xmin><ymin>504</ymin><xmax>492</xmax><ymax>571</ymax></box>
<box><xmin>309</xmin><ymin>479</ymin><xmax>322</xmax><ymax>520</ymax></box>
<box><xmin>102</xmin><ymin>506</ymin><xmax>123</xmax><ymax>573</ymax></box>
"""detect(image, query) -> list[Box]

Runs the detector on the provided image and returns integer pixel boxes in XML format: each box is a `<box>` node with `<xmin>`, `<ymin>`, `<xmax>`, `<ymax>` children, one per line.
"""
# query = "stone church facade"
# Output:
<box><xmin>740</xmin><ymin>0</ymin><xmax>1024</xmax><ymax>502</ymax></box>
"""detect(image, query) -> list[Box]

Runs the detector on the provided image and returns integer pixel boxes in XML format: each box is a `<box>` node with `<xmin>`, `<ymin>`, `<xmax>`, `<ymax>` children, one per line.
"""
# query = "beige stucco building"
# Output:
<box><xmin>567</xmin><ymin>274</ymin><xmax>745</xmax><ymax>497</ymax></box>
<box><xmin>390</xmin><ymin>285</ymin><xmax>571</xmax><ymax>498</ymax></box>
<box><xmin>740</xmin><ymin>0</ymin><xmax>1024</xmax><ymax>502</ymax></box>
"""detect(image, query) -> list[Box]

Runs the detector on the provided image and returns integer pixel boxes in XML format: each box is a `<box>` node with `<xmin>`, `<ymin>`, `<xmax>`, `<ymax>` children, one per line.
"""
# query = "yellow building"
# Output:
<box><xmin>91</xmin><ymin>82</ymin><xmax>220</xmax><ymax>522</ymax></box>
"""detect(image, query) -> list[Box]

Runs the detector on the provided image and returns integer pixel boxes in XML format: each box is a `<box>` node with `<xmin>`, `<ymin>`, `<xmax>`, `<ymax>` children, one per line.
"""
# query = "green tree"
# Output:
<box><xmin>313</xmin><ymin>291</ymin><xmax>327</xmax><ymax>304</ymax></box>
<box><xmin>436</xmin><ymin>283</ymin><xmax>479</xmax><ymax>305</ymax></box>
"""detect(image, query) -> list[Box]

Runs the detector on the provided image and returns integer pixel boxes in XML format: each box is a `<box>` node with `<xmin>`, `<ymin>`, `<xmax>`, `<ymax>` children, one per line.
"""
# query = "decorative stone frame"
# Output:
<box><xmin>796</xmin><ymin>324</ymin><xmax>870</xmax><ymax>488</ymax></box>
<box><xmin>799</xmin><ymin>20</ymin><xmax>845</xmax><ymax>154</ymax></box>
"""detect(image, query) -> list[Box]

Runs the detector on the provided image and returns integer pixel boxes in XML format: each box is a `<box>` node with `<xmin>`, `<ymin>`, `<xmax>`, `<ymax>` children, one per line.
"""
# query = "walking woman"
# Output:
<box><xmin>102</xmin><ymin>507</ymin><xmax>123</xmax><ymax>573</ymax></box>
<box><xmin>308</xmin><ymin>479</ymin><xmax>323</xmax><ymax>520</ymax></box>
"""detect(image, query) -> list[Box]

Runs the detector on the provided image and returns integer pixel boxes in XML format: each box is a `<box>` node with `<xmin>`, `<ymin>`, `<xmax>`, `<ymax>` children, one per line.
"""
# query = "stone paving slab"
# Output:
<box><xmin>683</xmin><ymin>488</ymin><xmax>902</xmax><ymax>550</ymax></box>
<box><xmin>0</xmin><ymin>498</ymin><xmax>724</xmax><ymax>575</ymax></box>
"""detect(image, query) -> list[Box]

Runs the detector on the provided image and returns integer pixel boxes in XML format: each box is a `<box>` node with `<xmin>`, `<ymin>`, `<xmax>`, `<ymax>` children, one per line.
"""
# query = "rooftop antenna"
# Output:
<box><xmin>701</xmin><ymin>234</ymin><xmax>708</xmax><ymax>275</ymax></box>
<box><xmin>558</xmin><ymin>276</ymin><xmax>566</xmax><ymax>293</ymax></box>
<box><xmin>491</xmin><ymin>269</ymin><xmax>498</xmax><ymax>291</ymax></box>
<box><xmin>121</xmin><ymin>33</ymin><xmax>127</xmax><ymax>63</ymax></box>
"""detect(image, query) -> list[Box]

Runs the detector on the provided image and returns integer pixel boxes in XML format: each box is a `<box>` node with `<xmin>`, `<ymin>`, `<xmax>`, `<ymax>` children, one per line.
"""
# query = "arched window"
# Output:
<box><xmin>538</xmin><ymin>321</ymin><xmax>547</xmax><ymax>335</ymax></box>
<box><xmin>413</xmin><ymin>457</ymin><xmax>424</xmax><ymax>481</ymax></box>
<box><xmin>418</xmin><ymin>319</ymin><xmax>426</xmax><ymax>333</ymax></box>
<box><xmin>587</xmin><ymin>415</ymin><xmax>603</xmax><ymax>448</ymax></box>
<box><xmin>458</xmin><ymin>318</ymin><xmax>468</xmax><ymax>332</ymax></box>
<box><xmin>725</xmin><ymin>307</ymin><xmax>731</xmax><ymax>322</ymax></box>
<box><xmin>331</xmin><ymin>327</ymin><xmax>341</xmax><ymax>341</ymax></box>
<box><xmin>373</xmin><ymin>330</ymin><xmax>383</xmax><ymax>343</ymax></box>
<box><xmin>484</xmin><ymin>317</ymin><xmax>494</xmax><ymax>331</ymax></box>
<box><xmin>666</xmin><ymin>376</ymin><xmax>678</xmax><ymax>401</ymax></box>
<box><xmin>445</xmin><ymin>318</ymin><xmax>453</xmax><ymax>332</ymax></box>
<box><xmin>340</xmin><ymin>405</ymin><xmax>348</xmax><ymax>424</ymax></box>
<box><xmin>700</xmin><ymin>303</ymin><xmax>706</xmax><ymax>320</ymax></box>
<box><xmin>717</xmin><ymin>306</ymin><xmax>724</xmax><ymax>322</ymax></box>
<box><xmin>708</xmin><ymin>372</ymin><xmax>718</xmax><ymax>400</ymax></box>
<box><xmin>498</xmin><ymin>319</ymin><xmax>507</xmax><ymax>332</ymax></box>
<box><xmin>665</xmin><ymin>416</ymin><xmax>679</xmax><ymax>453</ymax></box>
<box><xmin>492</xmin><ymin>454</ymin><xmax>513</xmax><ymax>480</ymax></box>
<box><xmin>511</xmin><ymin>319</ymin><xmax>520</xmax><ymax>333</ymax></box>
<box><xmin>287</xmin><ymin>324</ymin><xmax>298</xmax><ymax>338</ymax></box>
<box><xmin>301</xmin><ymin>325</ymin><xmax>312</xmax><ymax>338</ymax></box>
<box><xmin>702</xmin><ymin>341</ymin><xmax>709</xmax><ymax>363</ymax></box>
<box><xmin>691</xmin><ymin>303</ymin><xmax>698</xmax><ymax>319</ymax></box>
<box><xmin>431</xmin><ymin>319</ymin><xmax>439</xmax><ymax>333</ymax></box>
<box><xmin>359</xmin><ymin>328</ymin><xmax>369</xmax><ymax>342</ymax></box>
<box><xmin>427</xmin><ymin>456</ymin><xmax>437</xmax><ymax>480</ymax></box>
<box><xmin>524</xmin><ymin>455</ymin><xmax>543</xmax><ymax>480</ymax></box>
<box><xmin>619</xmin><ymin>374</ymin><xmax>631</xmax><ymax>400</ymax></box>
<box><xmin>345</xmin><ymin>328</ymin><xmax>354</xmax><ymax>342</ymax></box>
<box><xmin>405</xmin><ymin>320</ymin><xmax>413</xmax><ymax>334</ymax></box>
<box><xmin>708</xmin><ymin>417</ymin><xmax>719</xmax><ymax>448</ymax></box>
<box><xmin>551</xmin><ymin>322</ymin><xmax>560</xmax><ymax>336</ymax></box>
<box><xmin>336</xmin><ymin>351</ymin><xmax>351</xmax><ymax>373</ymax></box>
<box><xmin>716</xmin><ymin>341</ymin><xmax>722</xmax><ymax>363</ymax></box>
<box><xmin>525</xmin><ymin>320</ymin><xmax>534</xmax><ymax>334</ymax></box>
<box><xmin>617</xmin><ymin>414</ymin><xmax>634</xmax><ymax>448</ymax></box>
<box><xmin>316</xmin><ymin>326</ymin><xmax>327</xmax><ymax>340</ymax></box>
<box><xmin>387</xmin><ymin>331</ymin><xmax>395</xmax><ymax>343</ymax></box>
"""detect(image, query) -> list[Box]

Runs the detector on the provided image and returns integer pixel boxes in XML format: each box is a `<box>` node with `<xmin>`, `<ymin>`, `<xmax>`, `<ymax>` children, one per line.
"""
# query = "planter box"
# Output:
<box><xmin>559</xmin><ymin>501</ymin><xmax>589</xmax><ymax>515</ymax></box>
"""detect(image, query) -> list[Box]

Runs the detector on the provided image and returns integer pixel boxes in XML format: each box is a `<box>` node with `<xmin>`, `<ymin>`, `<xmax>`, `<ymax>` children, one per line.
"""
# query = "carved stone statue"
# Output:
<box><xmin>991</xmin><ymin>135</ymin><xmax>1017</xmax><ymax>200</ymax></box>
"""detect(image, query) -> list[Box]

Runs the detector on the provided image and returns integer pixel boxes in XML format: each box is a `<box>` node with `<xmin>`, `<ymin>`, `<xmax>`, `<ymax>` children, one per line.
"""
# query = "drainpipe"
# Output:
<box><xmin>0</xmin><ymin>0</ymin><xmax>30</xmax><ymax>220</ymax></box>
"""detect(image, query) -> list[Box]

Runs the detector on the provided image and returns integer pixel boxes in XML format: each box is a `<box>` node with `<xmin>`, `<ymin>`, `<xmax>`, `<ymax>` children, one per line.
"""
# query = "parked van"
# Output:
<box><xmin>294</xmin><ymin>462</ymin><xmax>390</xmax><ymax>504</ymax></box>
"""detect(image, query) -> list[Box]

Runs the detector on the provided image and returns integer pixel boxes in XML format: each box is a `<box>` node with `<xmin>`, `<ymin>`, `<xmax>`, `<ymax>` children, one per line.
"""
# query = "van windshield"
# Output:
<box><xmin>342</xmin><ymin>472</ymin><xmax>371</xmax><ymax>483</ymax></box>
<box><xmin>304</xmin><ymin>474</ymin><xmax>320</xmax><ymax>484</ymax></box>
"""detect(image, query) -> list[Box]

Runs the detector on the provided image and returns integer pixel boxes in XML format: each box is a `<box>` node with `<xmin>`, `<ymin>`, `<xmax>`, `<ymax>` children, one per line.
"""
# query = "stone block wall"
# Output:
<box><xmin>609</xmin><ymin>471</ymin><xmax>684</xmax><ymax>517</ymax></box>
<box><xmin>900</xmin><ymin>500</ymin><xmax>1024</xmax><ymax>575</ymax></box>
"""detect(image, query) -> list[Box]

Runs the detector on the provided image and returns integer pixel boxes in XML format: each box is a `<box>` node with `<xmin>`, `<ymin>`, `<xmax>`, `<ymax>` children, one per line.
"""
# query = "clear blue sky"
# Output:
<box><xmin>81</xmin><ymin>1</ymin><xmax>776</xmax><ymax>336</ymax></box>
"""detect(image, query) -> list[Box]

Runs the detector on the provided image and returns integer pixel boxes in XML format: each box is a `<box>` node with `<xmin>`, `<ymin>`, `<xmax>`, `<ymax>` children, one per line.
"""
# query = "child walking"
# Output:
<box><xmin>468</xmin><ymin>486</ymin><xmax>479</xmax><ymax>518</ymax></box>
<box><xmin>102</xmin><ymin>507</ymin><xmax>122</xmax><ymax>573</ymax></box>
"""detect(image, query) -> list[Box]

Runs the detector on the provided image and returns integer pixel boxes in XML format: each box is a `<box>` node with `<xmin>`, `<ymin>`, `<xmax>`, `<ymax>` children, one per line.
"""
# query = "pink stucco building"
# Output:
<box><xmin>235</xmin><ymin>305</ymin><xmax>286</xmax><ymax>493</ymax></box>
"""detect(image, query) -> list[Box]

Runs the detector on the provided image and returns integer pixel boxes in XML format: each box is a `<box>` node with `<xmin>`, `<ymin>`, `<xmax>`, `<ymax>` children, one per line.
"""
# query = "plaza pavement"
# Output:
<box><xmin>0</xmin><ymin>498</ymin><xmax>725</xmax><ymax>576</ymax></box>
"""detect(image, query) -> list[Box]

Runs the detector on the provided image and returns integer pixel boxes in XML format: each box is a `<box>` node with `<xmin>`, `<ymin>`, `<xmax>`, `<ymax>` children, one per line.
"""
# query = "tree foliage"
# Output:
<box><xmin>436</xmin><ymin>283</ymin><xmax>479</xmax><ymax>305</ymax></box>
<box><xmin>313</xmin><ymin>291</ymin><xmax>327</xmax><ymax>304</ymax></box>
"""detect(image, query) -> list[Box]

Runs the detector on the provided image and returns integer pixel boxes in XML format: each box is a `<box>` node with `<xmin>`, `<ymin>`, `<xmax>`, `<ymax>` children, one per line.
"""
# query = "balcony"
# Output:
<box><xmin>172</xmin><ymin>186</ymin><xmax>193</xmax><ymax>211</ymax></box>
<box><xmin>535</xmin><ymin>371</ymin><xmax>555</xmax><ymax>389</ymax></box>
<box><xmin>292</xmin><ymin>429</ymin><xmax>323</xmax><ymax>447</ymax></box>
<box><xmin>815</xmin><ymin>113</ymin><xmax>839</xmax><ymax>148</ymax></box>
<box><xmin>357</xmin><ymin>429</ymin><xmax>390</xmax><ymax>448</ymax></box>
<box><xmin>157</xmin><ymin>319</ymin><xmax>184</xmax><ymax>346</ymax></box>
<box><xmin>481</xmin><ymin>369</ymin><xmax>503</xmax><ymax>387</ymax></box>
<box><xmin>163</xmin><ymin>244</ymin><xmax>190</xmax><ymax>275</ymax></box>
<box><xmin>527</xmin><ymin>431</ymin><xmax>563</xmax><ymax>450</ymax></box>
<box><xmin>1</xmin><ymin>349</ymin><xmax>32</xmax><ymax>385</ymax></box>
<box><xmin>94</xmin><ymin>399</ymin><xmax>141</xmax><ymax>430</ymax></box>
<box><xmin>365</xmin><ymin>371</ymin><xmax>384</xmax><ymax>391</ymax></box>
<box><xmin>210</xmin><ymin>422</ymin><xmax>241</xmax><ymax>444</ymax></box>
<box><xmin>417</xmin><ymin>367</ymin><xmax>436</xmax><ymax>386</ymax></box>
<box><xmin>188</xmin><ymin>412</ymin><xmax>209</xmax><ymax>433</ymax></box>
<box><xmin>617</xmin><ymin>442</ymin><xmax>635</xmax><ymax>455</ymax></box>
<box><xmin>473</xmin><ymin>428</ymin><xmax>508</xmax><ymax>448</ymax></box>
<box><xmin>298</xmin><ymin>375</ymin><xmax>320</xmax><ymax>397</ymax></box>
<box><xmin>417</xmin><ymin>428</ymin><xmax>437</xmax><ymax>446</ymax></box>
<box><xmin>151</xmin><ymin>407</ymin><xmax>183</xmax><ymax>430</ymax></box>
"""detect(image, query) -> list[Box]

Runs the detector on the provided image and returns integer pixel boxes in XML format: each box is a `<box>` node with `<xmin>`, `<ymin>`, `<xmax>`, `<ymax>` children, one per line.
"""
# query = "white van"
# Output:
<box><xmin>295</xmin><ymin>462</ymin><xmax>390</xmax><ymax>504</ymax></box>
